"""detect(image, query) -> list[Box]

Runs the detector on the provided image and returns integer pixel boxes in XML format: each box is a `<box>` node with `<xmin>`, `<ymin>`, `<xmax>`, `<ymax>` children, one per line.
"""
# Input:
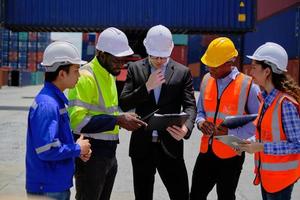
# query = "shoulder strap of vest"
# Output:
<box><xmin>279</xmin><ymin>93</ymin><xmax>300</xmax><ymax>113</ymax></box>
<box><xmin>235</xmin><ymin>73</ymin><xmax>253</xmax><ymax>114</ymax></box>
<box><xmin>240</xmin><ymin>73</ymin><xmax>254</xmax><ymax>114</ymax></box>
<box><xmin>200</xmin><ymin>72</ymin><xmax>212</xmax><ymax>98</ymax></box>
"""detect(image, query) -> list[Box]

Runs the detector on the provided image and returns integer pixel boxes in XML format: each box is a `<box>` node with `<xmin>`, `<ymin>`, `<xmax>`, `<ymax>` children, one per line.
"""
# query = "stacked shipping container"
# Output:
<box><xmin>244</xmin><ymin>3</ymin><xmax>300</xmax><ymax>83</ymax></box>
<box><xmin>0</xmin><ymin>28</ymin><xmax>50</xmax><ymax>86</ymax></box>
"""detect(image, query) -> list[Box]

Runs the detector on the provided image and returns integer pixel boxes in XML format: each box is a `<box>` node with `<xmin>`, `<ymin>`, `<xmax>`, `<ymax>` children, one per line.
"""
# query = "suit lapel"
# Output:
<box><xmin>142</xmin><ymin>59</ymin><xmax>150</xmax><ymax>82</ymax></box>
<box><xmin>142</xmin><ymin>59</ymin><xmax>157</xmax><ymax>105</ymax></box>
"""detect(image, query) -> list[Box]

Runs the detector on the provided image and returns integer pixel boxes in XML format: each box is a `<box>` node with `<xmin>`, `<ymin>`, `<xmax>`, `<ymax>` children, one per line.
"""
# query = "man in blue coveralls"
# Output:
<box><xmin>25</xmin><ymin>41</ymin><xmax>93</xmax><ymax>200</ymax></box>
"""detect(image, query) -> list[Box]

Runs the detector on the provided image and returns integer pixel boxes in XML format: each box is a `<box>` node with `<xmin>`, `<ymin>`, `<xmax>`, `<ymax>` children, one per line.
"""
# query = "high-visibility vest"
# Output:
<box><xmin>253</xmin><ymin>92</ymin><xmax>300</xmax><ymax>193</ymax></box>
<box><xmin>68</xmin><ymin>57</ymin><xmax>119</xmax><ymax>141</ymax></box>
<box><xmin>199</xmin><ymin>72</ymin><xmax>252</xmax><ymax>159</ymax></box>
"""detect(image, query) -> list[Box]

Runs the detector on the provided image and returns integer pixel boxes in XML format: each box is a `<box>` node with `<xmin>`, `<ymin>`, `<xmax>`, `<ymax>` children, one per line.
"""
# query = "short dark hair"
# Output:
<box><xmin>45</xmin><ymin>64</ymin><xmax>71</xmax><ymax>82</ymax></box>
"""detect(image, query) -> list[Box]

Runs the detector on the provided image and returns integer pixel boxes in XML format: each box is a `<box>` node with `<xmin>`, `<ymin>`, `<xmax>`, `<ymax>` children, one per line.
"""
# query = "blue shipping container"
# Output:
<box><xmin>4</xmin><ymin>0</ymin><xmax>255</xmax><ymax>33</ymax></box>
<box><xmin>244</xmin><ymin>6</ymin><xmax>300</xmax><ymax>63</ymax></box>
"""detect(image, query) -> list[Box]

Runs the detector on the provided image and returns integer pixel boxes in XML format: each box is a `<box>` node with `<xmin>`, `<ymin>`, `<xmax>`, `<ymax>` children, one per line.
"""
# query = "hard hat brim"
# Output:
<box><xmin>111</xmin><ymin>48</ymin><xmax>134</xmax><ymax>57</ymax></box>
<box><xmin>246</xmin><ymin>55</ymin><xmax>264</xmax><ymax>61</ymax></box>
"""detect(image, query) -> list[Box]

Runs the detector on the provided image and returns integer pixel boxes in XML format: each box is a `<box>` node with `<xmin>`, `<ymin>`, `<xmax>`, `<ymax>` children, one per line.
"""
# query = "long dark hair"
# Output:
<box><xmin>258</xmin><ymin>61</ymin><xmax>300</xmax><ymax>103</ymax></box>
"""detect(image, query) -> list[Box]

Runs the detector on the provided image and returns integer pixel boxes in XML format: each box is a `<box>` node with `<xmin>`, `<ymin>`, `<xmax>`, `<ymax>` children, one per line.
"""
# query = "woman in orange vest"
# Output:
<box><xmin>239</xmin><ymin>42</ymin><xmax>300</xmax><ymax>200</ymax></box>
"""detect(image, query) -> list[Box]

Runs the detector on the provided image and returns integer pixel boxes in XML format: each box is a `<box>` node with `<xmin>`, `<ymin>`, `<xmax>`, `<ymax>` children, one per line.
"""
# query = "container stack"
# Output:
<box><xmin>27</xmin><ymin>32</ymin><xmax>38</xmax><ymax>72</ymax></box>
<box><xmin>82</xmin><ymin>33</ymin><xmax>96</xmax><ymax>62</ymax></box>
<box><xmin>8</xmin><ymin>31</ymin><xmax>18</xmax><ymax>69</ymax></box>
<box><xmin>18</xmin><ymin>32</ymin><xmax>28</xmax><ymax>70</ymax></box>
<box><xmin>244</xmin><ymin>0</ymin><xmax>300</xmax><ymax>83</ymax></box>
<box><xmin>0</xmin><ymin>28</ymin><xmax>51</xmax><ymax>87</ymax></box>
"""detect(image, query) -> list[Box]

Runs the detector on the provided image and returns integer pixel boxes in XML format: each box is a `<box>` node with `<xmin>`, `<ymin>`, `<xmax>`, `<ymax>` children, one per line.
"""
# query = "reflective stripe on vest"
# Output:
<box><xmin>254</xmin><ymin>93</ymin><xmax>300</xmax><ymax>193</ymax></box>
<box><xmin>255</xmin><ymin>160</ymin><xmax>299</xmax><ymax>171</ymax></box>
<box><xmin>200</xmin><ymin>72</ymin><xmax>252</xmax><ymax>159</ymax></box>
<box><xmin>69</xmin><ymin>99</ymin><xmax>118</xmax><ymax>114</ymax></box>
<box><xmin>74</xmin><ymin>132</ymin><xmax>119</xmax><ymax>141</ymax></box>
<box><xmin>70</xmin><ymin>64</ymin><xmax>119</xmax><ymax>141</ymax></box>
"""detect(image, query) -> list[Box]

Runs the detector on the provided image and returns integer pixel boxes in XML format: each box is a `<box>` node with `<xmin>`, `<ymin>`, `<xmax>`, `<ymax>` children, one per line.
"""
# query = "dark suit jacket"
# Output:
<box><xmin>119</xmin><ymin>58</ymin><xmax>196</xmax><ymax>159</ymax></box>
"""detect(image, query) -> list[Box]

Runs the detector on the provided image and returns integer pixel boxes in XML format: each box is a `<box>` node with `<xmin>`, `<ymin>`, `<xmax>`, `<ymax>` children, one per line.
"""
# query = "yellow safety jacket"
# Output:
<box><xmin>68</xmin><ymin>57</ymin><xmax>119</xmax><ymax>141</ymax></box>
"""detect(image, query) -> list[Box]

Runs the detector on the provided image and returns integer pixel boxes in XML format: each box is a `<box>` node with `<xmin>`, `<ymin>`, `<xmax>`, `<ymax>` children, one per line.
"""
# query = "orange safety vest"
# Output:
<box><xmin>253</xmin><ymin>92</ymin><xmax>300</xmax><ymax>193</ymax></box>
<box><xmin>199</xmin><ymin>72</ymin><xmax>252</xmax><ymax>159</ymax></box>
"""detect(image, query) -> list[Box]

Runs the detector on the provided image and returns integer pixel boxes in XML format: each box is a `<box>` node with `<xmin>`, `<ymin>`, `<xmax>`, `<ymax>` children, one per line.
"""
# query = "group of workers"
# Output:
<box><xmin>25</xmin><ymin>24</ymin><xmax>300</xmax><ymax>200</ymax></box>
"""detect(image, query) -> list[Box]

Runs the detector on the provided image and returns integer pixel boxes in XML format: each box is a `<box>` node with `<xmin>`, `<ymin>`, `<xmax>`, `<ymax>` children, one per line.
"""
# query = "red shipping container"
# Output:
<box><xmin>170</xmin><ymin>46</ymin><xmax>188</xmax><ymax>66</ymax></box>
<box><xmin>36</xmin><ymin>52</ymin><xmax>43</xmax><ymax>62</ymax></box>
<box><xmin>287</xmin><ymin>59</ymin><xmax>300</xmax><ymax>84</ymax></box>
<box><xmin>201</xmin><ymin>34</ymin><xmax>219</xmax><ymax>47</ymax></box>
<box><xmin>28</xmin><ymin>32</ymin><xmax>38</xmax><ymax>41</ymax></box>
<box><xmin>116</xmin><ymin>69</ymin><xmax>128</xmax><ymax>81</ymax></box>
<box><xmin>188</xmin><ymin>62</ymin><xmax>201</xmax><ymax>77</ymax></box>
<box><xmin>257</xmin><ymin>0</ymin><xmax>299</xmax><ymax>21</ymax></box>
<box><xmin>27</xmin><ymin>62</ymin><xmax>37</xmax><ymax>72</ymax></box>
<box><xmin>27</xmin><ymin>52</ymin><xmax>37</xmax><ymax>62</ymax></box>
<box><xmin>8</xmin><ymin>52</ymin><xmax>18</xmax><ymax>62</ymax></box>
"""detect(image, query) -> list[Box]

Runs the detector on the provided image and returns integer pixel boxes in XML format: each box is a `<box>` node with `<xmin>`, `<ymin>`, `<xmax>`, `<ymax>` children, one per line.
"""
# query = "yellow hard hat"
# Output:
<box><xmin>201</xmin><ymin>37</ymin><xmax>238</xmax><ymax>67</ymax></box>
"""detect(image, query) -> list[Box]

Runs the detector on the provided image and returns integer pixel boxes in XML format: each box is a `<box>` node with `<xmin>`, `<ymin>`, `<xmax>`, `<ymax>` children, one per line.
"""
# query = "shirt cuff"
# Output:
<box><xmin>74</xmin><ymin>143</ymin><xmax>81</xmax><ymax>157</ymax></box>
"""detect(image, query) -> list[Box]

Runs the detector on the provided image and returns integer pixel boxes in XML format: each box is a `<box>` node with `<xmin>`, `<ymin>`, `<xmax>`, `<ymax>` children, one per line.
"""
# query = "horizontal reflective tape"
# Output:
<box><xmin>69</xmin><ymin>99</ymin><xmax>118</xmax><ymax>114</ymax></box>
<box><xmin>35</xmin><ymin>139</ymin><xmax>61</xmax><ymax>154</ymax></box>
<box><xmin>237</xmin><ymin>76</ymin><xmax>251</xmax><ymax>114</ymax></box>
<box><xmin>255</xmin><ymin>160</ymin><xmax>299</xmax><ymax>171</ymax></box>
<box><xmin>74</xmin><ymin>132</ymin><xmax>119</xmax><ymax>141</ymax></box>
<box><xmin>206</xmin><ymin>111</ymin><xmax>227</xmax><ymax>120</ymax></box>
<box><xmin>31</xmin><ymin>100</ymin><xmax>38</xmax><ymax>109</ymax></box>
<box><xmin>76</xmin><ymin>116</ymin><xmax>92</xmax><ymax>133</ymax></box>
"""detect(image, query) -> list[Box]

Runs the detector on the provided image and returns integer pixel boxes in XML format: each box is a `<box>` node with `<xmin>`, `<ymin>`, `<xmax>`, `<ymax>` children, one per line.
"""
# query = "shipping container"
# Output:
<box><xmin>170</xmin><ymin>46</ymin><xmax>188</xmax><ymax>65</ymax></box>
<box><xmin>257</xmin><ymin>0</ymin><xmax>299</xmax><ymax>21</ymax></box>
<box><xmin>244</xmin><ymin>6</ymin><xmax>300</xmax><ymax>64</ymax></box>
<box><xmin>4</xmin><ymin>0</ymin><xmax>255</xmax><ymax>33</ymax></box>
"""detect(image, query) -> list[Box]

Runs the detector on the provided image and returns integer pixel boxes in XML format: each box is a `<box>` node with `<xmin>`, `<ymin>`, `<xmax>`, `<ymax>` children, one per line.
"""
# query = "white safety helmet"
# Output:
<box><xmin>143</xmin><ymin>25</ymin><xmax>174</xmax><ymax>57</ymax></box>
<box><xmin>96</xmin><ymin>27</ymin><xmax>133</xmax><ymax>57</ymax></box>
<box><xmin>41</xmin><ymin>41</ymin><xmax>87</xmax><ymax>72</ymax></box>
<box><xmin>247</xmin><ymin>42</ymin><xmax>288</xmax><ymax>74</ymax></box>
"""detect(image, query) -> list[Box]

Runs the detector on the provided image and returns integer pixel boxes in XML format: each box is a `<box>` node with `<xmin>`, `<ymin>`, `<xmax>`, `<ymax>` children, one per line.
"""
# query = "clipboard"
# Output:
<box><xmin>220</xmin><ymin>114</ymin><xmax>258</xmax><ymax>129</ymax></box>
<box><xmin>146</xmin><ymin>112</ymin><xmax>190</xmax><ymax>131</ymax></box>
<box><xmin>214</xmin><ymin>135</ymin><xmax>247</xmax><ymax>149</ymax></box>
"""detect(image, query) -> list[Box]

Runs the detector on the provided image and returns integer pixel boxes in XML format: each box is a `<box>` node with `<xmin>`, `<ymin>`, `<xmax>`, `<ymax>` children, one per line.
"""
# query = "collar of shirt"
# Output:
<box><xmin>44</xmin><ymin>82</ymin><xmax>69</xmax><ymax>105</ymax></box>
<box><xmin>216</xmin><ymin>67</ymin><xmax>239</xmax><ymax>84</ymax></box>
<box><xmin>261</xmin><ymin>88</ymin><xmax>279</xmax><ymax>109</ymax></box>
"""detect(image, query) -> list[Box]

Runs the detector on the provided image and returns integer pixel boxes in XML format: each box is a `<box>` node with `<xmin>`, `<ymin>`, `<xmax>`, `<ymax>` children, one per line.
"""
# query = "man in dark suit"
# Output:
<box><xmin>119</xmin><ymin>25</ymin><xmax>196</xmax><ymax>200</ymax></box>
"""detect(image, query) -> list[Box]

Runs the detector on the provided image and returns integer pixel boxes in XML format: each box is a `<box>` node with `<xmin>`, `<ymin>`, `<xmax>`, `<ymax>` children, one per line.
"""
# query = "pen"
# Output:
<box><xmin>140</xmin><ymin>108</ymin><xmax>160</xmax><ymax>121</ymax></box>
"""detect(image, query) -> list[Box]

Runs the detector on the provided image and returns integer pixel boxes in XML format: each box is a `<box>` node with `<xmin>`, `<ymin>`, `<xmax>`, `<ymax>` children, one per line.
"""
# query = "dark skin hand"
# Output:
<box><xmin>116</xmin><ymin>113</ymin><xmax>147</xmax><ymax>131</ymax></box>
<box><xmin>198</xmin><ymin>120</ymin><xmax>228</xmax><ymax>136</ymax></box>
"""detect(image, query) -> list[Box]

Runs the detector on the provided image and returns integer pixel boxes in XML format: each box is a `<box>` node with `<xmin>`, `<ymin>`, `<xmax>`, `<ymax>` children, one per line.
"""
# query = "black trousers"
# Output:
<box><xmin>190</xmin><ymin>148</ymin><xmax>245</xmax><ymax>200</ymax></box>
<box><xmin>75</xmin><ymin>155</ymin><xmax>118</xmax><ymax>200</ymax></box>
<box><xmin>131</xmin><ymin>143</ymin><xmax>189</xmax><ymax>200</ymax></box>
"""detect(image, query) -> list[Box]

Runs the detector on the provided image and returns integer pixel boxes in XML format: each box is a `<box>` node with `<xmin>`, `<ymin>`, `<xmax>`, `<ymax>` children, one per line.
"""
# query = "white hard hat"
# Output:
<box><xmin>247</xmin><ymin>42</ymin><xmax>288</xmax><ymax>74</ymax></box>
<box><xmin>96</xmin><ymin>27</ymin><xmax>133</xmax><ymax>57</ymax></box>
<box><xmin>41</xmin><ymin>41</ymin><xmax>87</xmax><ymax>72</ymax></box>
<box><xmin>143</xmin><ymin>25</ymin><xmax>174</xmax><ymax>57</ymax></box>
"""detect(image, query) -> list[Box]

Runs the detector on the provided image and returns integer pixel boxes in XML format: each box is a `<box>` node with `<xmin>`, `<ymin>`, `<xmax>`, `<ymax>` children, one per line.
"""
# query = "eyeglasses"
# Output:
<box><xmin>149</xmin><ymin>55</ymin><xmax>169</xmax><ymax>61</ymax></box>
